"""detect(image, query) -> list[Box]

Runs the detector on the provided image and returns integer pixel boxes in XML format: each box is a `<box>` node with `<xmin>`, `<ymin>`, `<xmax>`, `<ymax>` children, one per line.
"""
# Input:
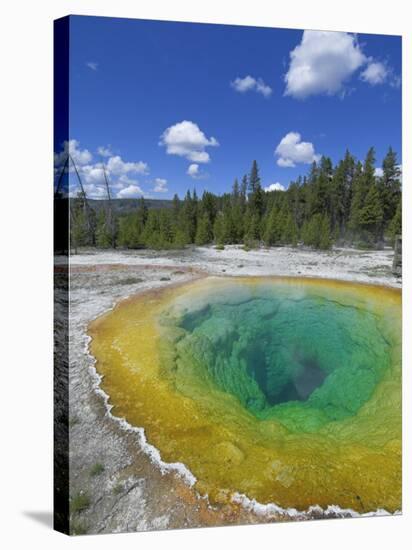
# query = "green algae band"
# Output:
<box><xmin>89</xmin><ymin>277</ymin><xmax>401</xmax><ymax>513</ymax></box>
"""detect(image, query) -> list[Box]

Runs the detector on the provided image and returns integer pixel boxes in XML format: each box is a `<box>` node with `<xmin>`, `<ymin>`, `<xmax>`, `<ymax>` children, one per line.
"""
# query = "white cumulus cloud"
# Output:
<box><xmin>154</xmin><ymin>178</ymin><xmax>168</xmax><ymax>193</ymax></box>
<box><xmin>97</xmin><ymin>145</ymin><xmax>113</xmax><ymax>157</ymax></box>
<box><xmin>54</xmin><ymin>139</ymin><xmax>150</xmax><ymax>199</ymax></box>
<box><xmin>160</xmin><ymin>120</ymin><xmax>219</xmax><ymax>163</ymax></box>
<box><xmin>54</xmin><ymin>139</ymin><xmax>93</xmax><ymax>167</ymax></box>
<box><xmin>264</xmin><ymin>182</ymin><xmax>286</xmax><ymax>192</ymax></box>
<box><xmin>275</xmin><ymin>132</ymin><xmax>320</xmax><ymax>167</ymax></box>
<box><xmin>360</xmin><ymin>61</ymin><xmax>388</xmax><ymax>85</ymax></box>
<box><xmin>82</xmin><ymin>184</ymin><xmax>107</xmax><ymax>199</ymax></box>
<box><xmin>80</xmin><ymin>165</ymin><xmax>105</xmax><ymax>185</ymax></box>
<box><xmin>117</xmin><ymin>184</ymin><xmax>144</xmax><ymax>198</ymax></box>
<box><xmin>187</xmin><ymin>163</ymin><xmax>200</xmax><ymax>178</ymax></box>
<box><xmin>231</xmin><ymin>75</ymin><xmax>272</xmax><ymax>97</ymax></box>
<box><xmin>284</xmin><ymin>31</ymin><xmax>366</xmax><ymax>99</ymax></box>
<box><xmin>106</xmin><ymin>155</ymin><xmax>149</xmax><ymax>176</ymax></box>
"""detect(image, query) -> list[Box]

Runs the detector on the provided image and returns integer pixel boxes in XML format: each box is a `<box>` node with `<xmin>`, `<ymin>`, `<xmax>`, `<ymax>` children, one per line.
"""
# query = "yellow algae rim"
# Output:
<box><xmin>88</xmin><ymin>276</ymin><xmax>401</xmax><ymax>515</ymax></box>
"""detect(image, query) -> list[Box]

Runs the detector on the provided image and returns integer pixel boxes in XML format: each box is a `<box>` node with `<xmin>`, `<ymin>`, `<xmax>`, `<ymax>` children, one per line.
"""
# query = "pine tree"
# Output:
<box><xmin>249</xmin><ymin>160</ymin><xmax>260</xmax><ymax>193</ymax></box>
<box><xmin>172</xmin><ymin>193</ymin><xmax>181</xmax><ymax>218</ymax></box>
<box><xmin>95</xmin><ymin>210</ymin><xmax>112</xmax><ymax>248</ymax></box>
<box><xmin>244</xmin><ymin>213</ymin><xmax>261</xmax><ymax>244</ymax></box>
<box><xmin>358</xmin><ymin>183</ymin><xmax>384</xmax><ymax>244</ymax></box>
<box><xmin>195</xmin><ymin>214</ymin><xmax>213</xmax><ymax>245</ymax></box>
<box><xmin>331</xmin><ymin>150</ymin><xmax>355</xmax><ymax>238</ymax></box>
<box><xmin>142</xmin><ymin>210</ymin><xmax>160</xmax><ymax>248</ymax></box>
<box><xmin>287</xmin><ymin>181</ymin><xmax>302</xmax><ymax>228</ymax></box>
<box><xmin>301</xmin><ymin>213</ymin><xmax>332</xmax><ymax>249</ymax></box>
<box><xmin>138</xmin><ymin>197</ymin><xmax>148</xmax><ymax>225</ymax></box>
<box><xmin>364</xmin><ymin>147</ymin><xmax>376</xmax><ymax>184</ymax></box>
<box><xmin>159</xmin><ymin>209</ymin><xmax>174</xmax><ymax>246</ymax></box>
<box><xmin>71</xmin><ymin>208</ymin><xmax>87</xmax><ymax>253</ymax></box>
<box><xmin>248</xmin><ymin>160</ymin><xmax>264</xmax><ymax>217</ymax></box>
<box><xmin>348</xmin><ymin>161</ymin><xmax>364</xmax><ymax>235</ymax></box>
<box><xmin>263</xmin><ymin>206</ymin><xmax>282</xmax><ymax>246</ymax></box>
<box><xmin>70</xmin><ymin>193</ymin><xmax>89</xmax><ymax>252</ymax></box>
<box><xmin>173</xmin><ymin>228</ymin><xmax>189</xmax><ymax>248</ymax></box>
<box><xmin>240</xmin><ymin>175</ymin><xmax>248</xmax><ymax>210</ymax></box>
<box><xmin>379</xmin><ymin>147</ymin><xmax>401</xmax><ymax>230</ymax></box>
<box><xmin>231</xmin><ymin>202</ymin><xmax>244</xmax><ymax>243</ymax></box>
<box><xmin>221</xmin><ymin>195</ymin><xmax>236</xmax><ymax>243</ymax></box>
<box><xmin>182</xmin><ymin>190</ymin><xmax>197</xmax><ymax>242</ymax></box>
<box><xmin>232</xmin><ymin>178</ymin><xmax>240</xmax><ymax>201</ymax></box>
<box><xmin>349</xmin><ymin>149</ymin><xmax>376</xmax><ymax>239</ymax></box>
<box><xmin>309</xmin><ymin>156</ymin><xmax>333</xmax><ymax>217</ymax></box>
<box><xmin>319</xmin><ymin>214</ymin><xmax>332</xmax><ymax>250</ymax></box>
<box><xmin>282</xmin><ymin>212</ymin><xmax>298</xmax><ymax>246</ymax></box>
<box><xmin>388</xmin><ymin>200</ymin><xmax>401</xmax><ymax>246</ymax></box>
<box><xmin>201</xmin><ymin>191</ymin><xmax>218</xmax><ymax>226</ymax></box>
<box><xmin>213</xmin><ymin>213</ymin><xmax>225</xmax><ymax>246</ymax></box>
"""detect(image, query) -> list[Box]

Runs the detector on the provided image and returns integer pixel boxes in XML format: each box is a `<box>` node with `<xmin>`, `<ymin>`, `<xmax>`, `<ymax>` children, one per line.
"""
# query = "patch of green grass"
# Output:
<box><xmin>215</xmin><ymin>244</ymin><xmax>225</xmax><ymax>250</ymax></box>
<box><xmin>71</xmin><ymin>520</ymin><xmax>89</xmax><ymax>536</ymax></box>
<box><xmin>354</xmin><ymin>240</ymin><xmax>375</xmax><ymax>250</ymax></box>
<box><xmin>90</xmin><ymin>463</ymin><xmax>105</xmax><ymax>477</ymax></box>
<box><xmin>243</xmin><ymin>239</ymin><xmax>259</xmax><ymax>251</ymax></box>
<box><xmin>112</xmin><ymin>483</ymin><xmax>123</xmax><ymax>495</ymax></box>
<box><xmin>69</xmin><ymin>416</ymin><xmax>79</xmax><ymax>428</ymax></box>
<box><xmin>119</xmin><ymin>277</ymin><xmax>144</xmax><ymax>285</ymax></box>
<box><xmin>70</xmin><ymin>492</ymin><xmax>91</xmax><ymax>514</ymax></box>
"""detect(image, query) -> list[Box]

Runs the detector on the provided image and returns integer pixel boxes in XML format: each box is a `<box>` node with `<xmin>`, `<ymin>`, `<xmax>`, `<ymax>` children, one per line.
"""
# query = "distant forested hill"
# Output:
<box><xmin>88</xmin><ymin>198</ymin><xmax>173</xmax><ymax>216</ymax></box>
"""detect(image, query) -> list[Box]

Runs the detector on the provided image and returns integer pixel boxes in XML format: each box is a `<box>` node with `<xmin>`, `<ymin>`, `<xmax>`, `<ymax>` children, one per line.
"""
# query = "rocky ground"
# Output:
<box><xmin>63</xmin><ymin>245</ymin><xmax>400</xmax><ymax>535</ymax></box>
<box><xmin>67</xmin><ymin>244</ymin><xmax>401</xmax><ymax>287</ymax></box>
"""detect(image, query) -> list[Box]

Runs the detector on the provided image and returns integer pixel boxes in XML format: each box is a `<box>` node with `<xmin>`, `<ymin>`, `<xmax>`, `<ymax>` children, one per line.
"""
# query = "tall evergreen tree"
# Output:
<box><xmin>349</xmin><ymin>149</ymin><xmax>379</xmax><ymax>241</ymax></box>
<box><xmin>213</xmin><ymin>212</ymin><xmax>225</xmax><ymax>246</ymax></box>
<box><xmin>70</xmin><ymin>192</ymin><xmax>91</xmax><ymax>252</ymax></box>
<box><xmin>379</xmin><ymin>147</ymin><xmax>401</xmax><ymax>230</ymax></box>
<box><xmin>95</xmin><ymin>210</ymin><xmax>113</xmax><ymax>248</ymax></box>
<box><xmin>248</xmin><ymin>160</ymin><xmax>264</xmax><ymax>217</ymax></box>
<box><xmin>263</xmin><ymin>206</ymin><xmax>282</xmax><ymax>246</ymax></box>
<box><xmin>282</xmin><ymin>212</ymin><xmax>298</xmax><ymax>246</ymax></box>
<box><xmin>388</xmin><ymin>200</ymin><xmax>401</xmax><ymax>246</ymax></box>
<box><xmin>358</xmin><ymin>183</ymin><xmax>384</xmax><ymax>244</ymax></box>
<box><xmin>195</xmin><ymin>214</ymin><xmax>213</xmax><ymax>245</ymax></box>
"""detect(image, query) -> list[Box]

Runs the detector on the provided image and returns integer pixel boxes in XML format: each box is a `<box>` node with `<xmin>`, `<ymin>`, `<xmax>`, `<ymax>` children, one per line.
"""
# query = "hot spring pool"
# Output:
<box><xmin>88</xmin><ymin>277</ymin><xmax>401</xmax><ymax>514</ymax></box>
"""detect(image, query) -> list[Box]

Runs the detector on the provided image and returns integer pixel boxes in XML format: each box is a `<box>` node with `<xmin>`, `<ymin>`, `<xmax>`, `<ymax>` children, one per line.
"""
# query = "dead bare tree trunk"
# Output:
<box><xmin>69</xmin><ymin>154</ymin><xmax>94</xmax><ymax>245</ymax></box>
<box><xmin>101</xmin><ymin>162</ymin><xmax>116</xmax><ymax>248</ymax></box>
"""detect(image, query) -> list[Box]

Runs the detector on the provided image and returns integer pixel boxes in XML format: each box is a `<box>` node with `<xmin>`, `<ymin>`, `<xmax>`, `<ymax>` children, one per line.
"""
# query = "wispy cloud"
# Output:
<box><xmin>86</xmin><ymin>61</ymin><xmax>98</xmax><ymax>71</ymax></box>
<box><xmin>231</xmin><ymin>75</ymin><xmax>272</xmax><ymax>98</ymax></box>
<box><xmin>97</xmin><ymin>145</ymin><xmax>113</xmax><ymax>157</ymax></box>
<box><xmin>187</xmin><ymin>164</ymin><xmax>200</xmax><ymax>178</ymax></box>
<box><xmin>360</xmin><ymin>60</ymin><xmax>400</xmax><ymax>88</ymax></box>
<box><xmin>153</xmin><ymin>178</ymin><xmax>168</xmax><ymax>193</ymax></box>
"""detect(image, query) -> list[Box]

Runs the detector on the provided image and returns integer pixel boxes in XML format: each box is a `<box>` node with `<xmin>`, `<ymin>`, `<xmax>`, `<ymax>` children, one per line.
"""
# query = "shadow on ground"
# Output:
<box><xmin>23</xmin><ymin>511</ymin><xmax>53</xmax><ymax>529</ymax></box>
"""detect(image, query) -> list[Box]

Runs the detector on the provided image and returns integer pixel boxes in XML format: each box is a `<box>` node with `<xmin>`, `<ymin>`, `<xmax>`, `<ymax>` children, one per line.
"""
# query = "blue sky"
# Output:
<box><xmin>58</xmin><ymin>15</ymin><xmax>402</xmax><ymax>199</ymax></box>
